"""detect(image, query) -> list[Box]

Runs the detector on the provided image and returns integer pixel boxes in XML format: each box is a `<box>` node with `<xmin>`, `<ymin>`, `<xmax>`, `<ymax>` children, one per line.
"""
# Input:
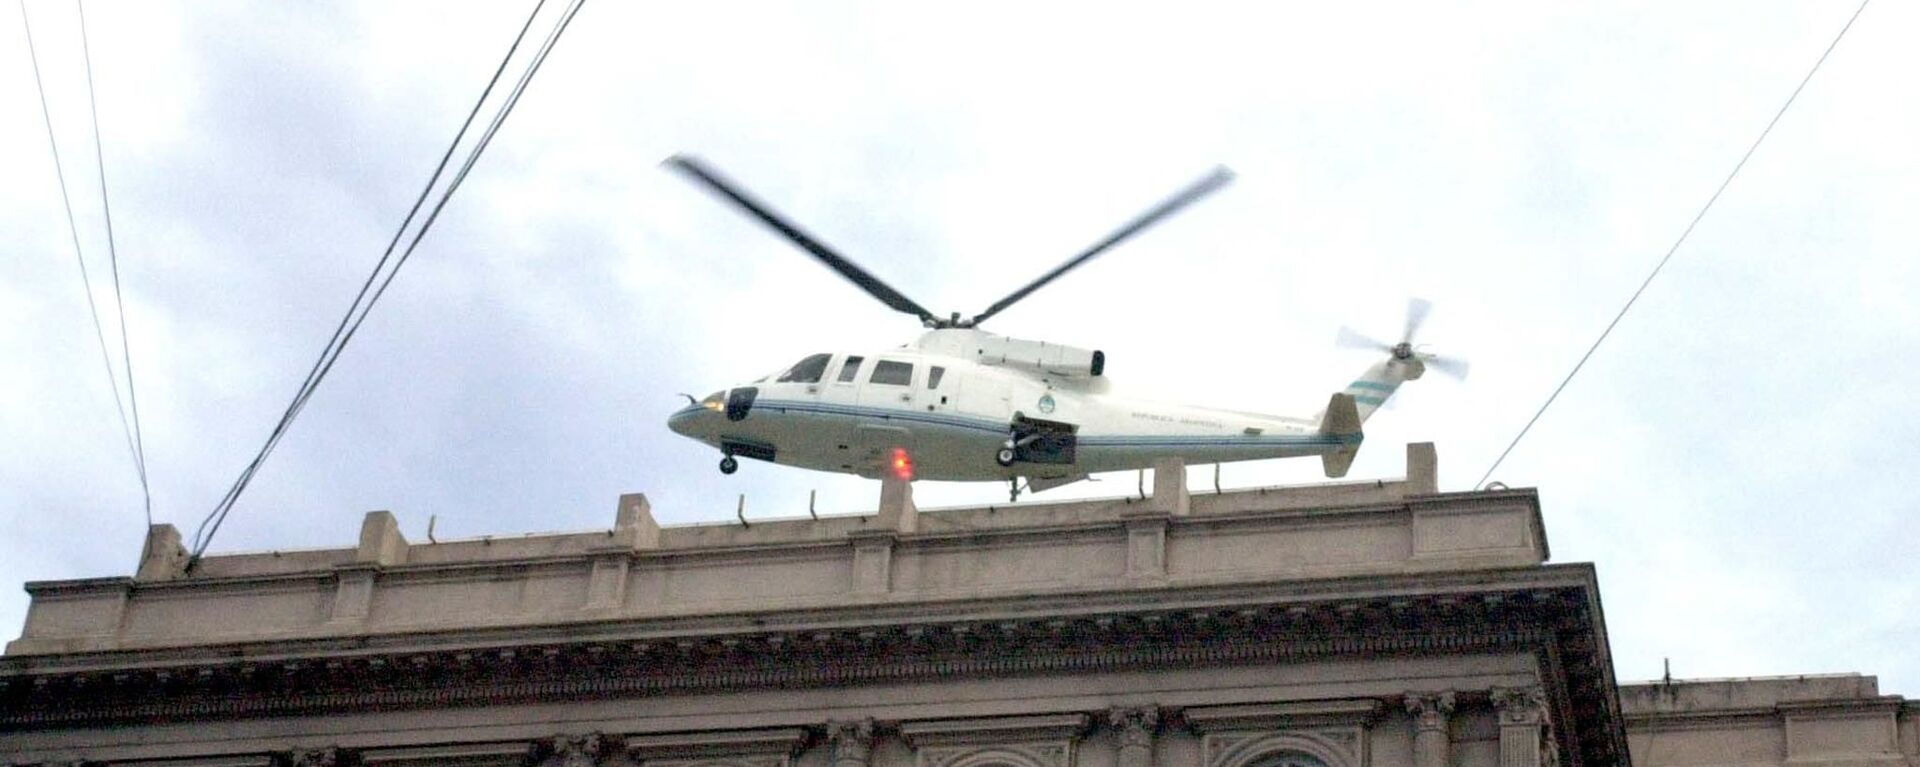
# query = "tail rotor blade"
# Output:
<box><xmin>1423</xmin><ymin>353</ymin><xmax>1471</xmax><ymax>380</ymax></box>
<box><xmin>1401</xmin><ymin>297</ymin><xmax>1432</xmax><ymax>344</ymax></box>
<box><xmin>1335</xmin><ymin>325</ymin><xmax>1391</xmax><ymax>352</ymax></box>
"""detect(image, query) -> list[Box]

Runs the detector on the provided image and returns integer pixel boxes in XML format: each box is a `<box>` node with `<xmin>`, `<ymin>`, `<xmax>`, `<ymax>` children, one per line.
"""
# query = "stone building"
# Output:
<box><xmin>0</xmin><ymin>445</ymin><xmax>1911</xmax><ymax>767</ymax></box>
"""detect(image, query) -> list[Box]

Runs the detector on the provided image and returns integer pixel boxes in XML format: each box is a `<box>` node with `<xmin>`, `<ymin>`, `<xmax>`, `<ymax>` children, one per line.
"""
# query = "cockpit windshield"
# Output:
<box><xmin>776</xmin><ymin>353</ymin><xmax>833</xmax><ymax>384</ymax></box>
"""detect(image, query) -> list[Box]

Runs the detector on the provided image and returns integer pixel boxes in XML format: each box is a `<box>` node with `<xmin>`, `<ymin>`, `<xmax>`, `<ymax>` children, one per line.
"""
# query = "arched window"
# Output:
<box><xmin>1243</xmin><ymin>752</ymin><xmax>1331</xmax><ymax>767</ymax></box>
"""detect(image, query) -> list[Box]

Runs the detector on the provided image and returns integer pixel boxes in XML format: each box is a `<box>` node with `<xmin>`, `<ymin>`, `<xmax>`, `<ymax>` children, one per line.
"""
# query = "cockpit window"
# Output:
<box><xmin>837</xmin><ymin>355</ymin><xmax>865</xmax><ymax>383</ymax></box>
<box><xmin>927</xmin><ymin>366</ymin><xmax>945</xmax><ymax>389</ymax></box>
<box><xmin>776</xmin><ymin>353</ymin><xmax>832</xmax><ymax>384</ymax></box>
<box><xmin>870</xmin><ymin>360</ymin><xmax>913</xmax><ymax>386</ymax></box>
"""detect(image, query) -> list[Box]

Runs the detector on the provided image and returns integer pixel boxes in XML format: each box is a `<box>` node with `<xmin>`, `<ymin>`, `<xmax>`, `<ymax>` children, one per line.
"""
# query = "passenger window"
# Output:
<box><xmin>776</xmin><ymin>353</ymin><xmax>832</xmax><ymax>384</ymax></box>
<box><xmin>837</xmin><ymin>355</ymin><xmax>865</xmax><ymax>383</ymax></box>
<box><xmin>928</xmin><ymin>366</ymin><xmax>945</xmax><ymax>389</ymax></box>
<box><xmin>870</xmin><ymin>360</ymin><xmax>913</xmax><ymax>386</ymax></box>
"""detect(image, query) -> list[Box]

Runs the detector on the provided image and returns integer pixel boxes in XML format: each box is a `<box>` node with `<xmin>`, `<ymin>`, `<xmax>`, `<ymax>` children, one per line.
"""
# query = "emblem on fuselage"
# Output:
<box><xmin>1037</xmin><ymin>393</ymin><xmax>1056</xmax><ymax>414</ymax></box>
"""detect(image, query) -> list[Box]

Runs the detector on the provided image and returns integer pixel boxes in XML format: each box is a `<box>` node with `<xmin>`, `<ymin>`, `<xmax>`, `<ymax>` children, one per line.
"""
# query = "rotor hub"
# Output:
<box><xmin>1391</xmin><ymin>342</ymin><xmax>1415</xmax><ymax>360</ymax></box>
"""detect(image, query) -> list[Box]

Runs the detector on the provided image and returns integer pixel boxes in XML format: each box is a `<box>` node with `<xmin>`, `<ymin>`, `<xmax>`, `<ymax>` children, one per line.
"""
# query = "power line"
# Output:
<box><xmin>78</xmin><ymin>0</ymin><xmax>152</xmax><ymax>527</ymax></box>
<box><xmin>189</xmin><ymin>0</ymin><xmax>589</xmax><ymax>562</ymax></box>
<box><xmin>1475</xmin><ymin>0</ymin><xmax>1873</xmax><ymax>490</ymax></box>
<box><xmin>19</xmin><ymin>0</ymin><xmax>147</xmax><ymax>514</ymax></box>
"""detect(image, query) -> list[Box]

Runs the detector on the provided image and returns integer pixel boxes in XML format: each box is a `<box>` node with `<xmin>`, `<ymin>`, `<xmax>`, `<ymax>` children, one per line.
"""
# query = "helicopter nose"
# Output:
<box><xmin>668</xmin><ymin>391</ymin><xmax>725</xmax><ymax>438</ymax></box>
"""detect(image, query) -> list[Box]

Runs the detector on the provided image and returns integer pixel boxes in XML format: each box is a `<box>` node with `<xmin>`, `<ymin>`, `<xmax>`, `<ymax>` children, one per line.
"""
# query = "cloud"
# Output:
<box><xmin>2</xmin><ymin>0</ymin><xmax>1913</xmax><ymax>695</ymax></box>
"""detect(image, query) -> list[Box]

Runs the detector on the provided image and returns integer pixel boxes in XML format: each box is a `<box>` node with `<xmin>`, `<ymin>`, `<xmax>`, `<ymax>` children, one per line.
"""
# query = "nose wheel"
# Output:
<box><xmin>719</xmin><ymin>455</ymin><xmax>739</xmax><ymax>474</ymax></box>
<box><xmin>995</xmin><ymin>445</ymin><xmax>1017</xmax><ymax>467</ymax></box>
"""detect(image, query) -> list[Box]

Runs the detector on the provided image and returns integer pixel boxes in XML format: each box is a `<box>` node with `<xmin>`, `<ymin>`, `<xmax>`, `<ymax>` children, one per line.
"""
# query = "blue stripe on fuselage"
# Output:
<box><xmin>742</xmin><ymin>399</ymin><xmax>1359</xmax><ymax>447</ymax></box>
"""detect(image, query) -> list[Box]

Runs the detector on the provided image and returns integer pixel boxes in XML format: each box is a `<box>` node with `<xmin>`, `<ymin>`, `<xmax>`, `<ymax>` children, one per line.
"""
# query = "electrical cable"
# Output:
<box><xmin>78</xmin><ymin>0</ymin><xmax>153</xmax><ymax>528</ymax></box>
<box><xmin>189</xmin><ymin>0</ymin><xmax>588</xmax><ymax>562</ymax></box>
<box><xmin>188</xmin><ymin>0</ymin><xmax>550</xmax><ymax>558</ymax></box>
<box><xmin>19</xmin><ymin>0</ymin><xmax>147</xmax><ymax>514</ymax></box>
<box><xmin>1475</xmin><ymin>0</ymin><xmax>1872</xmax><ymax>490</ymax></box>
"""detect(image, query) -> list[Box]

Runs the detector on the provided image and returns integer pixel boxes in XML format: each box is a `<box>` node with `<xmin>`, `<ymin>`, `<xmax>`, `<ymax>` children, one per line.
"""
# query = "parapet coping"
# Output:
<box><xmin>28</xmin><ymin>443</ymin><xmax>1545</xmax><ymax>594</ymax></box>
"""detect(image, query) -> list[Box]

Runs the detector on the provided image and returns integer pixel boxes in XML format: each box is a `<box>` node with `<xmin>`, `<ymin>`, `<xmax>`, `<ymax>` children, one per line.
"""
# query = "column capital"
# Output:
<box><xmin>288</xmin><ymin>748</ymin><xmax>341</xmax><ymax>767</ymax></box>
<box><xmin>1490</xmin><ymin>686</ymin><xmax>1547</xmax><ymax>725</ymax></box>
<box><xmin>548</xmin><ymin>733</ymin><xmax>607</xmax><ymax>767</ymax></box>
<box><xmin>827</xmin><ymin>718</ymin><xmax>877</xmax><ymax>765</ymax></box>
<box><xmin>1403</xmin><ymin>691</ymin><xmax>1456</xmax><ymax>731</ymax></box>
<box><xmin>1107</xmin><ymin>705</ymin><xmax>1160</xmax><ymax>744</ymax></box>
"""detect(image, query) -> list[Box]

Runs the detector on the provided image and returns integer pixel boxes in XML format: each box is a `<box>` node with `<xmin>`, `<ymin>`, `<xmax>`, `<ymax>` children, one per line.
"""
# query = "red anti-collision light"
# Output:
<box><xmin>890</xmin><ymin>448</ymin><xmax>914</xmax><ymax>481</ymax></box>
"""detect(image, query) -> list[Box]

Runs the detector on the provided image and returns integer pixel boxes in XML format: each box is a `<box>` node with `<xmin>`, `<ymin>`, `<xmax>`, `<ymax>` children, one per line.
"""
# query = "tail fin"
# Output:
<box><xmin>1342</xmin><ymin>358</ymin><xmax>1424</xmax><ymax>423</ymax></box>
<box><xmin>1318</xmin><ymin>393</ymin><xmax>1363</xmax><ymax>478</ymax></box>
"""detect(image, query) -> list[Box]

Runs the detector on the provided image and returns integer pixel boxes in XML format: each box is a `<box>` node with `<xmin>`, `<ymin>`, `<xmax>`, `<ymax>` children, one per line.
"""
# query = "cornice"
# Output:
<box><xmin>1</xmin><ymin>564</ymin><xmax>1600</xmax><ymax>677</ymax></box>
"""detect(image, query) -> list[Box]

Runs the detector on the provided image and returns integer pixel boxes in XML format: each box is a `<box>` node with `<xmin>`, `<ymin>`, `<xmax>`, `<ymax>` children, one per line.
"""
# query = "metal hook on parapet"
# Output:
<box><xmin>737</xmin><ymin>494</ymin><xmax>750</xmax><ymax>528</ymax></box>
<box><xmin>808</xmin><ymin>490</ymin><xmax>818</xmax><ymax>521</ymax></box>
<box><xmin>1137</xmin><ymin>469</ymin><xmax>1146</xmax><ymax>501</ymax></box>
<box><xmin>1213</xmin><ymin>464</ymin><xmax>1222</xmax><ymax>494</ymax></box>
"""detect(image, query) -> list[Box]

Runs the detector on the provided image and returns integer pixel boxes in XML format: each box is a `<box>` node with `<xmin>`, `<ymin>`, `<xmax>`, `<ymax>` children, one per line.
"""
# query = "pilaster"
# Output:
<box><xmin>587</xmin><ymin>493</ymin><xmax>661</xmax><ymax>612</ymax></box>
<box><xmin>878</xmin><ymin>475</ymin><xmax>918</xmax><ymax>533</ymax></box>
<box><xmin>1405</xmin><ymin>691</ymin><xmax>1455</xmax><ymax>767</ymax></box>
<box><xmin>851</xmin><ymin>532</ymin><xmax>895</xmax><ymax>595</ymax></box>
<box><xmin>1109</xmin><ymin>706</ymin><xmax>1160</xmax><ymax>767</ymax></box>
<box><xmin>134</xmin><ymin>524</ymin><xmax>187</xmax><ymax>582</ymax></box>
<box><xmin>828</xmin><ymin>719</ymin><xmax>877</xmax><ymax>767</ymax></box>
<box><xmin>1121</xmin><ymin>512</ymin><xmax>1170</xmax><ymax>583</ymax></box>
<box><xmin>1150</xmin><ymin>458</ymin><xmax>1190</xmax><ymax>516</ymax></box>
<box><xmin>1493</xmin><ymin>686</ymin><xmax>1548</xmax><ymax>767</ymax></box>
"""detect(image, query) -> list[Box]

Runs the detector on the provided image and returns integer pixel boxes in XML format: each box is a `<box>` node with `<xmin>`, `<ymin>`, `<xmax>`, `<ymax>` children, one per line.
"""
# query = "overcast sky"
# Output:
<box><xmin>3</xmin><ymin>1</ymin><xmax>1914</xmax><ymax>693</ymax></box>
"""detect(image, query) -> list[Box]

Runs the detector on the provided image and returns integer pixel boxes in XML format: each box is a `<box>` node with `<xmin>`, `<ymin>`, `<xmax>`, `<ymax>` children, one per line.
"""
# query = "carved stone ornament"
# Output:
<box><xmin>1201</xmin><ymin>731</ymin><xmax>1355</xmax><ymax>767</ymax></box>
<box><xmin>919</xmin><ymin>742</ymin><xmax>1072</xmax><ymax>767</ymax></box>
<box><xmin>1490</xmin><ymin>687</ymin><xmax>1547</xmax><ymax>726</ymax></box>
<box><xmin>647</xmin><ymin>757</ymin><xmax>788</xmax><ymax>767</ymax></box>
<box><xmin>1108</xmin><ymin>706</ymin><xmax>1161</xmax><ymax>750</ymax></box>
<box><xmin>550</xmin><ymin>733</ymin><xmax>607</xmax><ymax>767</ymax></box>
<box><xmin>828</xmin><ymin>719</ymin><xmax>878</xmax><ymax>767</ymax></box>
<box><xmin>290</xmin><ymin>748</ymin><xmax>340</xmax><ymax>767</ymax></box>
<box><xmin>1403</xmin><ymin>692</ymin><xmax>1456</xmax><ymax>732</ymax></box>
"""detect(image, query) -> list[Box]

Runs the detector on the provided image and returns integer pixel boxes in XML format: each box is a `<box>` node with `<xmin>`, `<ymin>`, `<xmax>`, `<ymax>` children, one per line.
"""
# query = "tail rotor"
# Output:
<box><xmin>1336</xmin><ymin>298</ymin><xmax>1470</xmax><ymax>381</ymax></box>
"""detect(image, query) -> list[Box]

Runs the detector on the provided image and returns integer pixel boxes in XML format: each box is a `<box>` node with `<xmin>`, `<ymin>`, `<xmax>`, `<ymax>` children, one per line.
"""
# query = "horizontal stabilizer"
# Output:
<box><xmin>1319</xmin><ymin>393</ymin><xmax>1363</xmax><ymax>478</ymax></box>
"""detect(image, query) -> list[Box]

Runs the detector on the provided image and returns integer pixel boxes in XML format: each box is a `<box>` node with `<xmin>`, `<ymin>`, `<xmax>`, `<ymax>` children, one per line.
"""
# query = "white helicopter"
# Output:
<box><xmin>664</xmin><ymin>156</ymin><xmax>1466</xmax><ymax>500</ymax></box>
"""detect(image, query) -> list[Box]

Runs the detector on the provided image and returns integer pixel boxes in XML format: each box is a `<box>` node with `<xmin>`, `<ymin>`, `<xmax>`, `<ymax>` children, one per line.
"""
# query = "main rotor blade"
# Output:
<box><xmin>665</xmin><ymin>155</ymin><xmax>937</xmax><ymax>324</ymax></box>
<box><xmin>969</xmin><ymin>166</ymin><xmax>1235</xmax><ymax>326</ymax></box>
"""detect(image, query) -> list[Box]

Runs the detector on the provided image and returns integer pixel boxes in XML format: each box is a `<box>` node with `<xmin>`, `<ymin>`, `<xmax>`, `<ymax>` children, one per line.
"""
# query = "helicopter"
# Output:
<box><xmin>663</xmin><ymin>155</ymin><xmax>1467</xmax><ymax>500</ymax></box>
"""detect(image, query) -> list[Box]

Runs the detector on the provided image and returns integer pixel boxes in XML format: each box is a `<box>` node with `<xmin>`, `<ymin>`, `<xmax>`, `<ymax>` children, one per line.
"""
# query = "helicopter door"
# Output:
<box><xmin>821</xmin><ymin>354</ymin><xmax>865</xmax><ymax>408</ymax></box>
<box><xmin>924</xmin><ymin>365</ymin><xmax>954</xmax><ymax>414</ymax></box>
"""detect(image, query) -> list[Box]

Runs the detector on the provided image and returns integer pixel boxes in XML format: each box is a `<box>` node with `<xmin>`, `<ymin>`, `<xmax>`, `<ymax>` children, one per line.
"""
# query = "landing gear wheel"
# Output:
<box><xmin>719</xmin><ymin>456</ymin><xmax>739</xmax><ymax>474</ymax></box>
<box><xmin>995</xmin><ymin>447</ymin><xmax>1016</xmax><ymax>467</ymax></box>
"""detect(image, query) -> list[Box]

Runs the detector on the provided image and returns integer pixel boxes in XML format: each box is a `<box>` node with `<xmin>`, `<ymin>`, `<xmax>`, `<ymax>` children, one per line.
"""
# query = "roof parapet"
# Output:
<box><xmin>10</xmin><ymin>443</ymin><xmax>1538</xmax><ymax>656</ymax></box>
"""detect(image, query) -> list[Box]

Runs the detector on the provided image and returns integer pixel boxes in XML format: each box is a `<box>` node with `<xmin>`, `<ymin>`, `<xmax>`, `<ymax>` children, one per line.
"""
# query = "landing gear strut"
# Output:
<box><xmin>719</xmin><ymin>455</ymin><xmax>739</xmax><ymax>474</ymax></box>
